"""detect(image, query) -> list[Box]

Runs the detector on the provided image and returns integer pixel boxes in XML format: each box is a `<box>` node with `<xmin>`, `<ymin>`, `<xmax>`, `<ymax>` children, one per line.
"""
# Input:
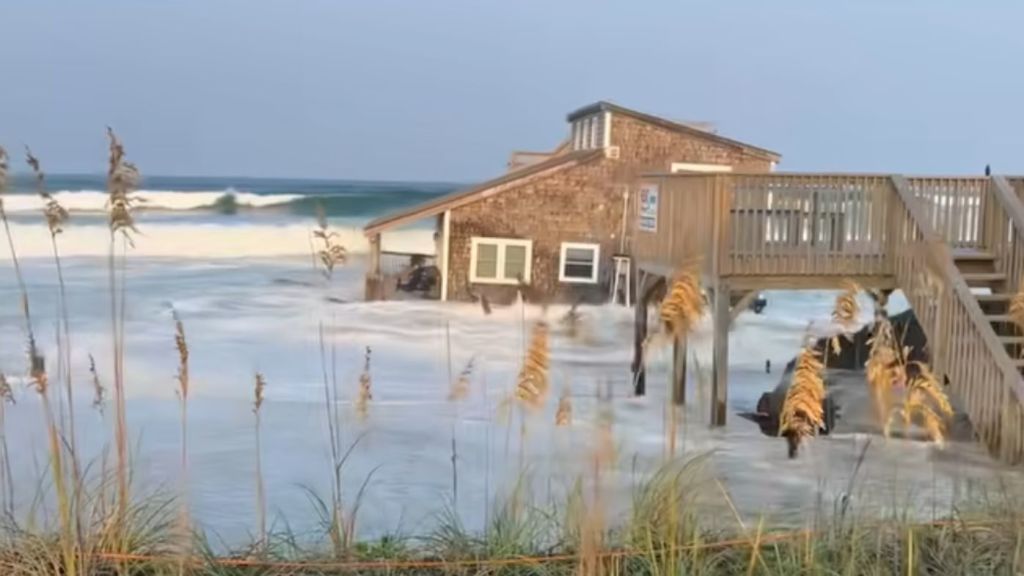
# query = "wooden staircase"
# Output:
<box><xmin>955</xmin><ymin>251</ymin><xmax>1024</xmax><ymax>370</ymax></box>
<box><xmin>886</xmin><ymin>176</ymin><xmax>1024</xmax><ymax>463</ymax></box>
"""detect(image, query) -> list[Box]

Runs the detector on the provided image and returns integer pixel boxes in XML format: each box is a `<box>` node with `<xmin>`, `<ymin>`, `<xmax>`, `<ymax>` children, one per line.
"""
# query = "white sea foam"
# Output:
<box><xmin>4</xmin><ymin>221</ymin><xmax>433</xmax><ymax>258</ymax></box>
<box><xmin>2</xmin><ymin>189</ymin><xmax>303</xmax><ymax>212</ymax></box>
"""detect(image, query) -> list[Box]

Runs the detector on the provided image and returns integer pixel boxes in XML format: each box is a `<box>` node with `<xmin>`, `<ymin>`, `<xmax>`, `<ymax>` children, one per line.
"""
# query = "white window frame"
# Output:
<box><xmin>469</xmin><ymin>237</ymin><xmax>533</xmax><ymax>285</ymax></box>
<box><xmin>558</xmin><ymin>242</ymin><xmax>601</xmax><ymax>284</ymax></box>
<box><xmin>670</xmin><ymin>162</ymin><xmax>734</xmax><ymax>173</ymax></box>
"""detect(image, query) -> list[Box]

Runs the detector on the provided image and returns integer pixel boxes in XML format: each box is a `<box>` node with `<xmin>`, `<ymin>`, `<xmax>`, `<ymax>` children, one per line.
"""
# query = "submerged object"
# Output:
<box><xmin>738</xmin><ymin>310</ymin><xmax>973</xmax><ymax>442</ymax></box>
<box><xmin>750</xmin><ymin>293</ymin><xmax>767</xmax><ymax>314</ymax></box>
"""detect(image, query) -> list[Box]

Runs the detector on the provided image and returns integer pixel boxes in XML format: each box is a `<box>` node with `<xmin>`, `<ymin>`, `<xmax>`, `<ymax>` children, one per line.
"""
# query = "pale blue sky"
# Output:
<box><xmin>1</xmin><ymin>0</ymin><xmax>1021</xmax><ymax>181</ymax></box>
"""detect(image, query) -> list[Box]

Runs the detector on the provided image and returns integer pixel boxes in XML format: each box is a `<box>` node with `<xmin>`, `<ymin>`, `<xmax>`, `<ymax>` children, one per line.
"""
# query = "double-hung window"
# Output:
<box><xmin>559</xmin><ymin>242</ymin><xmax>600</xmax><ymax>284</ymax></box>
<box><xmin>470</xmin><ymin>237</ymin><xmax>533</xmax><ymax>284</ymax></box>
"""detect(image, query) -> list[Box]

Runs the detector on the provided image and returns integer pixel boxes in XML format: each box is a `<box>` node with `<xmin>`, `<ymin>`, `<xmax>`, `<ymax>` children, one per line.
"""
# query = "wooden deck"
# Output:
<box><xmin>632</xmin><ymin>173</ymin><xmax>1024</xmax><ymax>465</ymax></box>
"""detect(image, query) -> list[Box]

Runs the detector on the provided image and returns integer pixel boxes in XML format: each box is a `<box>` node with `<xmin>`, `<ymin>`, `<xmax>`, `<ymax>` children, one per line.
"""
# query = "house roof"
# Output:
<box><xmin>364</xmin><ymin>148</ymin><xmax>605</xmax><ymax>235</ymax></box>
<box><xmin>566</xmin><ymin>101</ymin><xmax>781</xmax><ymax>161</ymax></box>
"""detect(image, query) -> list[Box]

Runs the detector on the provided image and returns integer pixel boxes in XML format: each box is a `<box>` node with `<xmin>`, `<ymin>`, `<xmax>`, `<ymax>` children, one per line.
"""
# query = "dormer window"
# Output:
<box><xmin>571</xmin><ymin>113</ymin><xmax>607</xmax><ymax>151</ymax></box>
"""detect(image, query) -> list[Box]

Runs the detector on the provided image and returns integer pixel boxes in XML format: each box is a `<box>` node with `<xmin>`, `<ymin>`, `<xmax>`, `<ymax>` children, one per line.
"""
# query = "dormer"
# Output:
<box><xmin>566</xmin><ymin>105</ymin><xmax>610</xmax><ymax>151</ymax></box>
<box><xmin>566</xmin><ymin>101</ymin><xmax>781</xmax><ymax>168</ymax></box>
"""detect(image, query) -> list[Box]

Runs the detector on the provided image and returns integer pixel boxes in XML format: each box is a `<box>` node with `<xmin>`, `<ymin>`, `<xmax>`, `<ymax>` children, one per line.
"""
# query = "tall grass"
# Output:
<box><xmin>0</xmin><ymin>146</ymin><xmax>35</xmax><ymax>346</ymax></box>
<box><xmin>252</xmin><ymin>373</ymin><xmax>267</xmax><ymax>550</ymax></box>
<box><xmin>105</xmin><ymin>128</ymin><xmax>139</xmax><ymax>532</ymax></box>
<box><xmin>0</xmin><ymin>374</ymin><xmax>13</xmax><ymax>518</ymax></box>
<box><xmin>172</xmin><ymin>311</ymin><xmax>191</xmax><ymax>568</ymax></box>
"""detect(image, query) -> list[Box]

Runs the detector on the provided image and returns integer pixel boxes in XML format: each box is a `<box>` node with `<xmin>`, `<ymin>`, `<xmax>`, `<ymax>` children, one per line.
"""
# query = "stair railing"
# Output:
<box><xmin>890</xmin><ymin>175</ymin><xmax>1024</xmax><ymax>463</ymax></box>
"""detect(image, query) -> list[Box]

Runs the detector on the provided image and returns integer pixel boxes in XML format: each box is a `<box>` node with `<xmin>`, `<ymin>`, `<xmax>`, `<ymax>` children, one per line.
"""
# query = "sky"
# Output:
<box><xmin>1</xmin><ymin>0</ymin><xmax>1022</xmax><ymax>182</ymax></box>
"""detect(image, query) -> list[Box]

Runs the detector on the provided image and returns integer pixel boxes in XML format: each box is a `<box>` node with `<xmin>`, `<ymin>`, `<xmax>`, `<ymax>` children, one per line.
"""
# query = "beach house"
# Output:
<box><xmin>363</xmin><ymin>101</ymin><xmax>780</xmax><ymax>303</ymax></box>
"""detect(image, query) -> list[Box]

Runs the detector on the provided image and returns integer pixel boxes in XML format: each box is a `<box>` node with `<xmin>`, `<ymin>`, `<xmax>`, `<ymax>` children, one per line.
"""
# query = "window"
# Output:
<box><xmin>470</xmin><ymin>237</ymin><xmax>533</xmax><ymax>284</ymax></box>
<box><xmin>559</xmin><ymin>242</ymin><xmax>600</xmax><ymax>284</ymax></box>
<box><xmin>571</xmin><ymin>114</ymin><xmax>607</xmax><ymax>151</ymax></box>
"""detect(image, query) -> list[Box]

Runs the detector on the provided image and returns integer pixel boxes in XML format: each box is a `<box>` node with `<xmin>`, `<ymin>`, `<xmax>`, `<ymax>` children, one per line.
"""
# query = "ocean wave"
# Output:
<box><xmin>1</xmin><ymin>189</ymin><xmax>304</xmax><ymax>213</ymax></box>
<box><xmin>2</xmin><ymin>186</ymin><xmax>453</xmax><ymax>217</ymax></box>
<box><xmin>2</xmin><ymin>221</ymin><xmax>434</xmax><ymax>258</ymax></box>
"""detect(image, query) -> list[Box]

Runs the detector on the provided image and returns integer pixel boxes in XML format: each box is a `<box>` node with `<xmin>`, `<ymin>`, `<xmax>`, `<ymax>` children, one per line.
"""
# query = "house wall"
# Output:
<box><xmin>447</xmin><ymin>158</ymin><xmax>623</xmax><ymax>304</ymax></box>
<box><xmin>444</xmin><ymin>113</ymin><xmax>776</xmax><ymax>303</ymax></box>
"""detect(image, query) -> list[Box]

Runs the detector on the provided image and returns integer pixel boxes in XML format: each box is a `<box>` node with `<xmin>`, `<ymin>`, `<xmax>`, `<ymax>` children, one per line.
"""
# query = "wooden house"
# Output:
<box><xmin>363</xmin><ymin>101</ymin><xmax>780</xmax><ymax>303</ymax></box>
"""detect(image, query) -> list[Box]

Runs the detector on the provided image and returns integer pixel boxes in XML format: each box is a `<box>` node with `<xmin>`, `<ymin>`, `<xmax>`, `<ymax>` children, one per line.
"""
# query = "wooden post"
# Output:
<box><xmin>365</xmin><ymin>233</ymin><xmax>383</xmax><ymax>301</ymax></box>
<box><xmin>710</xmin><ymin>280</ymin><xmax>730</xmax><ymax>427</ymax></box>
<box><xmin>671</xmin><ymin>332</ymin><xmax>687</xmax><ymax>405</ymax></box>
<box><xmin>632</xmin><ymin>275</ymin><xmax>649</xmax><ymax>396</ymax></box>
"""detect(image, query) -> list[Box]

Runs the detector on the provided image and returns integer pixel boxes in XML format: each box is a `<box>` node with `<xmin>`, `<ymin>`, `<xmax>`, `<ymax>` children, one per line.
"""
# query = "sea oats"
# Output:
<box><xmin>356</xmin><ymin>346</ymin><xmax>372</xmax><ymax>420</ymax></box>
<box><xmin>659</xmin><ymin>271</ymin><xmax>704</xmax><ymax>338</ymax></box>
<box><xmin>830</xmin><ymin>280</ymin><xmax>860</xmax><ymax>354</ymax></box>
<box><xmin>88</xmin><ymin>355</ymin><xmax>105</xmax><ymax>413</ymax></box>
<box><xmin>313</xmin><ymin>203</ymin><xmax>348</xmax><ymax>279</ymax></box>
<box><xmin>514</xmin><ymin>321</ymin><xmax>550</xmax><ymax>409</ymax></box>
<box><xmin>25</xmin><ymin>148</ymin><xmax>69</xmax><ymax>235</ymax></box>
<box><xmin>779</xmin><ymin>343</ymin><xmax>826</xmax><ymax>458</ymax></box>
<box><xmin>555</xmin><ymin>387</ymin><xmax>572</xmax><ymax>427</ymax></box>
<box><xmin>0</xmin><ymin>374</ymin><xmax>13</xmax><ymax>405</ymax></box>
<box><xmin>173</xmin><ymin>312</ymin><xmax>189</xmax><ymax>401</ymax></box>
<box><xmin>254</xmin><ymin>372</ymin><xmax>267</xmax><ymax>414</ymax></box>
<box><xmin>106</xmin><ymin>128</ymin><xmax>141</xmax><ymax>241</ymax></box>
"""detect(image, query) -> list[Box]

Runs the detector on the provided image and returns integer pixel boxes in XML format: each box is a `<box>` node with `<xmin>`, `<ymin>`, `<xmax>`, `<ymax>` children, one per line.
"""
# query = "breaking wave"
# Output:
<box><xmin>1</xmin><ymin>185</ymin><xmax>454</xmax><ymax>218</ymax></box>
<box><xmin>1</xmin><ymin>190</ymin><xmax>304</xmax><ymax>213</ymax></box>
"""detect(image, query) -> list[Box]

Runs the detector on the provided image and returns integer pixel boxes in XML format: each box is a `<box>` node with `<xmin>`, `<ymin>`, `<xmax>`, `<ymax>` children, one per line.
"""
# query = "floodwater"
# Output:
<box><xmin>2</xmin><ymin>245</ymin><xmax>1017</xmax><ymax>545</ymax></box>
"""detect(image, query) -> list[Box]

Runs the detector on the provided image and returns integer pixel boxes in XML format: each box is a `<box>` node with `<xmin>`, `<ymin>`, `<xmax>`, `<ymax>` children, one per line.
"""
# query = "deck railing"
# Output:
<box><xmin>984</xmin><ymin>177</ymin><xmax>1024</xmax><ymax>292</ymax></box>
<box><xmin>725</xmin><ymin>174</ymin><xmax>892</xmax><ymax>277</ymax></box>
<box><xmin>633</xmin><ymin>174</ymin><xmax>895</xmax><ymax>279</ymax></box>
<box><xmin>906</xmin><ymin>177</ymin><xmax>989</xmax><ymax>250</ymax></box>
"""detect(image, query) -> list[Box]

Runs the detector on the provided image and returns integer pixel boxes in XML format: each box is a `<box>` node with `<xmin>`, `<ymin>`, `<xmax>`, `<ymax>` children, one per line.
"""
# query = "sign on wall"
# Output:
<box><xmin>638</xmin><ymin>184</ymin><xmax>659</xmax><ymax>232</ymax></box>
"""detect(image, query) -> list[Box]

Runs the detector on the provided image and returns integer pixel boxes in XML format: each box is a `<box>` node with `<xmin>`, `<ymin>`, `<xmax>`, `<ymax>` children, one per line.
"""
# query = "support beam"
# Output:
<box><xmin>365</xmin><ymin>233</ymin><xmax>383</xmax><ymax>301</ymax></box>
<box><xmin>632</xmin><ymin>278</ymin><xmax>649</xmax><ymax>396</ymax></box>
<box><xmin>671</xmin><ymin>332</ymin><xmax>687</xmax><ymax>405</ymax></box>
<box><xmin>729</xmin><ymin>290</ymin><xmax>759</xmax><ymax>325</ymax></box>
<box><xmin>440</xmin><ymin>211</ymin><xmax>451</xmax><ymax>302</ymax></box>
<box><xmin>711</xmin><ymin>279</ymin><xmax>730</xmax><ymax>427</ymax></box>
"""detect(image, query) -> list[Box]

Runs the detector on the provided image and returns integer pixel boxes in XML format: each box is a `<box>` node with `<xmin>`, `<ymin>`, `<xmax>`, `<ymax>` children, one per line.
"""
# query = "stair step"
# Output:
<box><xmin>976</xmin><ymin>293</ymin><xmax>1014</xmax><ymax>302</ymax></box>
<box><xmin>986</xmin><ymin>314</ymin><xmax>1016</xmax><ymax>323</ymax></box>
<box><xmin>963</xmin><ymin>272</ymin><xmax>1007</xmax><ymax>284</ymax></box>
<box><xmin>953</xmin><ymin>250</ymin><xmax>996</xmax><ymax>261</ymax></box>
<box><xmin>1000</xmin><ymin>336</ymin><xmax>1024</xmax><ymax>344</ymax></box>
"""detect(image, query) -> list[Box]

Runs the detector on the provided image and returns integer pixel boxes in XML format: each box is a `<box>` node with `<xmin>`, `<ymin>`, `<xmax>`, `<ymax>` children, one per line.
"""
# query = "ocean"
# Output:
<box><xmin>0</xmin><ymin>175</ymin><xmax>1008</xmax><ymax>546</ymax></box>
<box><xmin>1</xmin><ymin>174</ymin><xmax>457</xmax><ymax>258</ymax></box>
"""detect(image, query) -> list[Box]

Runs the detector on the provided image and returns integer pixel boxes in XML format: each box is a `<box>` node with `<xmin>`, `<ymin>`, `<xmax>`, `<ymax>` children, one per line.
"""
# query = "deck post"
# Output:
<box><xmin>632</xmin><ymin>274</ymin><xmax>650</xmax><ymax>396</ymax></box>
<box><xmin>671</xmin><ymin>332</ymin><xmax>687</xmax><ymax>405</ymax></box>
<box><xmin>365</xmin><ymin>233</ymin><xmax>383</xmax><ymax>301</ymax></box>
<box><xmin>710</xmin><ymin>279</ymin><xmax>730</xmax><ymax>427</ymax></box>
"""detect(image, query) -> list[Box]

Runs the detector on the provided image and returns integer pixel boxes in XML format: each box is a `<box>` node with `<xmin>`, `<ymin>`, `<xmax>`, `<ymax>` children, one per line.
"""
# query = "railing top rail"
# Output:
<box><xmin>990</xmin><ymin>176</ymin><xmax>1024</xmax><ymax>236</ymax></box>
<box><xmin>643</xmin><ymin>172</ymin><xmax>999</xmax><ymax>180</ymax></box>
<box><xmin>891</xmin><ymin>175</ymin><xmax>1023</xmax><ymax>391</ymax></box>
